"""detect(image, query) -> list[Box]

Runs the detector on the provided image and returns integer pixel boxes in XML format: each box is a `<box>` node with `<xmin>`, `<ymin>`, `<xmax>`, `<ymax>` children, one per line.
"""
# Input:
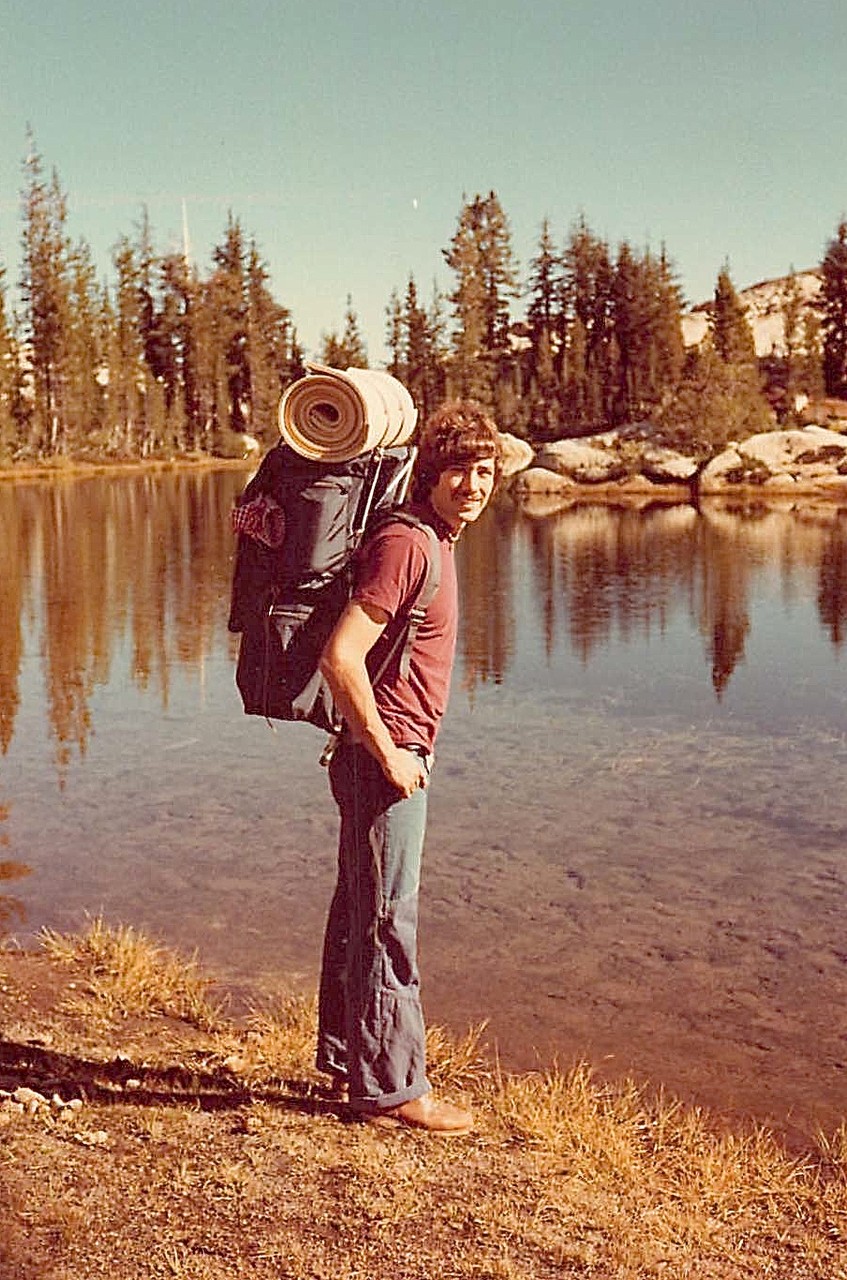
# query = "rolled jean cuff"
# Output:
<box><xmin>349</xmin><ymin>1076</ymin><xmax>431</xmax><ymax>1115</ymax></box>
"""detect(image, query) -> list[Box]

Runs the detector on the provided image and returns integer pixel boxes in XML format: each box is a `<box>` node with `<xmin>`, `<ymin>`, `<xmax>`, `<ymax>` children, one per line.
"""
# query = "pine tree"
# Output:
<box><xmin>801</xmin><ymin>308</ymin><xmax>825</xmax><ymax>401</ymax></box>
<box><xmin>526</xmin><ymin>218</ymin><xmax>560</xmax><ymax>343</ymax></box>
<box><xmin>319</xmin><ymin>294</ymin><xmax>367</xmax><ymax>369</ymax></box>
<box><xmin>209</xmin><ymin>214</ymin><xmax>249</xmax><ymax>443</ymax></box>
<box><xmin>340</xmin><ymin>294</ymin><xmax>367</xmax><ymax>367</ymax></box>
<box><xmin>652</xmin><ymin>247</ymin><xmax>685</xmax><ymax>402</ymax></box>
<box><xmin>611</xmin><ymin>245</ymin><xmax>684</xmax><ymax>424</ymax></box>
<box><xmin>19</xmin><ymin>138</ymin><xmax>73</xmax><ymax>455</ymax></box>
<box><xmin>134</xmin><ymin>208</ymin><xmax>166</xmax><ymax>454</ymax></box>
<box><xmin>64</xmin><ymin>239</ymin><xmax>104</xmax><ymax>454</ymax></box>
<box><xmin>610</xmin><ymin>240</ymin><xmax>642</xmax><ymax>422</ymax></box>
<box><xmin>659</xmin><ymin>262</ymin><xmax>771</xmax><ymax>452</ymax></box>
<box><xmin>422</xmin><ymin>281</ymin><xmax>448</xmax><ymax>416</ymax></box>
<box><xmin>135</xmin><ymin>209</ymin><xmax>159</xmax><ymax>377</ymax></box>
<box><xmin>245</xmin><ymin>241</ymin><xmax>294</xmax><ymax>441</ymax></box>
<box><xmin>402</xmin><ymin>275</ymin><xmax>435</xmax><ymax>419</ymax></box>
<box><xmin>526</xmin><ymin>219</ymin><xmax>562</xmax><ymax>437</ymax></box>
<box><xmin>710</xmin><ymin>265</ymin><xmax>757</xmax><ymax>366</ymax></box>
<box><xmin>288</xmin><ymin>330</ymin><xmax>306</xmax><ymax>384</ymax></box>
<box><xmin>443</xmin><ymin>191</ymin><xmax>518</xmax><ymax>412</ymax></box>
<box><xmin>778</xmin><ymin>268</ymin><xmax>805</xmax><ymax>417</ymax></box>
<box><xmin>781</xmin><ymin>269</ymin><xmax>804</xmax><ymax>366</ymax></box>
<box><xmin>318</xmin><ymin>330</ymin><xmax>346</xmax><ymax>368</ymax></box>
<box><xmin>561</xmin><ymin>217</ymin><xmax>613</xmax><ymax>429</ymax></box>
<box><xmin>660</xmin><ymin>342</ymin><xmax>770</xmax><ymax>455</ymax></box>
<box><xmin>443</xmin><ymin>196</ymin><xmax>487</xmax><ymax>400</ymax></box>
<box><xmin>107</xmin><ymin>236</ymin><xmax>148</xmax><ymax>455</ymax></box>
<box><xmin>383</xmin><ymin>275</ymin><xmax>447</xmax><ymax>422</ymax></box>
<box><xmin>157</xmin><ymin>250</ymin><xmax>199</xmax><ymax>451</ymax></box>
<box><xmin>107</xmin><ymin>227</ymin><xmax>178</xmax><ymax>458</ymax></box>
<box><xmin>0</xmin><ymin>266</ymin><xmax>22</xmax><ymax>459</ymax></box>
<box><xmin>385</xmin><ymin>289</ymin><xmax>403</xmax><ymax>379</ymax></box>
<box><xmin>821</xmin><ymin>220</ymin><xmax>847</xmax><ymax>398</ymax></box>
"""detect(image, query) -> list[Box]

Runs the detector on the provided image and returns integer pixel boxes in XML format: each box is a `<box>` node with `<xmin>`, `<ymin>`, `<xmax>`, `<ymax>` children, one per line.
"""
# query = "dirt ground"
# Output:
<box><xmin>0</xmin><ymin>949</ymin><xmax>572</xmax><ymax>1279</ymax></box>
<box><xmin>1</xmin><ymin>942</ymin><xmax>845</xmax><ymax>1280</ymax></box>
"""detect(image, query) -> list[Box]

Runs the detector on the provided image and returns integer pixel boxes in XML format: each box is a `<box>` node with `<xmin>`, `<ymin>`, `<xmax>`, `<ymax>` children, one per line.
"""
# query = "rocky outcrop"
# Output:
<box><xmin>507</xmin><ymin>424</ymin><xmax>847</xmax><ymax>505</ymax></box>
<box><xmin>510</xmin><ymin>468</ymin><xmax>578</xmax><ymax>518</ymax></box>
<box><xmin>700</xmin><ymin>427</ymin><xmax>847</xmax><ymax>494</ymax></box>
<box><xmin>513</xmin><ymin>465</ymin><xmax>577</xmax><ymax>494</ymax></box>
<box><xmin>498</xmin><ymin>431</ymin><xmax>535</xmax><ymax>478</ymax></box>
<box><xmin>536</xmin><ymin>438</ymin><xmax>629</xmax><ymax>484</ymax></box>
<box><xmin>527</xmin><ymin>424</ymin><xmax>701</xmax><ymax>494</ymax></box>
<box><xmin>799</xmin><ymin>397</ymin><xmax>847</xmax><ymax>429</ymax></box>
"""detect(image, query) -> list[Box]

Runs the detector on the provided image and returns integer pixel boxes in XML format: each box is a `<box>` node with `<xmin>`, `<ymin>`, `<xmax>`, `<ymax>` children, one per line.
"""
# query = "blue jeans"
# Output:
<box><xmin>317</xmin><ymin>740</ymin><xmax>432</xmax><ymax>1112</ymax></box>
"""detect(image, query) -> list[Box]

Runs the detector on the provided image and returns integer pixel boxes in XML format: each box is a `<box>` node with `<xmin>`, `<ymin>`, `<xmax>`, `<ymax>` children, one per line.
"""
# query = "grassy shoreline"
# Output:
<box><xmin>1</xmin><ymin>920</ymin><xmax>845</xmax><ymax>1278</ymax></box>
<box><xmin>0</xmin><ymin>454</ymin><xmax>254</xmax><ymax>483</ymax></box>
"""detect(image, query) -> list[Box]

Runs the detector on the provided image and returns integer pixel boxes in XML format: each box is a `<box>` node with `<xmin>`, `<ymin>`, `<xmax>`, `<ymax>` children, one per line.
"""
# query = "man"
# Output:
<box><xmin>316</xmin><ymin>400</ymin><xmax>501</xmax><ymax>1135</ymax></box>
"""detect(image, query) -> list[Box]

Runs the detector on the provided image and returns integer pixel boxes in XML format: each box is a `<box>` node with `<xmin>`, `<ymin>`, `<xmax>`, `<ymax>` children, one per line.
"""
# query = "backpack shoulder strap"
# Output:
<box><xmin>369</xmin><ymin>510</ymin><xmax>442</xmax><ymax>683</ymax></box>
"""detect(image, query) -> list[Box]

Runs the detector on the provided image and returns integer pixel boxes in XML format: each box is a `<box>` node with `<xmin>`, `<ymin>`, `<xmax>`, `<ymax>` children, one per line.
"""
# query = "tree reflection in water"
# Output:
<box><xmin>0</xmin><ymin>474</ymin><xmax>846</xmax><ymax>765</ymax></box>
<box><xmin>0</xmin><ymin>470</ymin><xmax>246</xmax><ymax>776</ymax></box>
<box><xmin>456</xmin><ymin>496</ymin><xmax>847</xmax><ymax>697</ymax></box>
<box><xmin>456</xmin><ymin>501</ymin><xmax>516</xmax><ymax>690</ymax></box>
<box><xmin>818</xmin><ymin>523</ymin><xmax>847</xmax><ymax>644</ymax></box>
<box><xmin>0</xmin><ymin>802</ymin><xmax>30</xmax><ymax>934</ymax></box>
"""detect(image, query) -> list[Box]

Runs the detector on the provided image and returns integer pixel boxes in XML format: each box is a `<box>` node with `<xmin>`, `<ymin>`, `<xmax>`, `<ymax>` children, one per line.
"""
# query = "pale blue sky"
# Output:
<box><xmin>1</xmin><ymin>0</ymin><xmax>844</xmax><ymax>361</ymax></box>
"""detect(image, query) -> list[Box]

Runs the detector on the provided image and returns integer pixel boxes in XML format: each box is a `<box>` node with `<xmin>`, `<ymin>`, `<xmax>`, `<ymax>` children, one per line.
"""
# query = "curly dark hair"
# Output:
<box><xmin>410</xmin><ymin>400</ymin><xmax>503</xmax><ymax>504</ymax></box>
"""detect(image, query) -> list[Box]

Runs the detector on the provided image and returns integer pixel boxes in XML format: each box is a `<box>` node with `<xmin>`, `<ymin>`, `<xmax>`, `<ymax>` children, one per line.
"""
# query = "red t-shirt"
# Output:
<box><xmin>353</xmin><ymin>511</ymin><xmax>458</xmax><ymax>753</ymax></box>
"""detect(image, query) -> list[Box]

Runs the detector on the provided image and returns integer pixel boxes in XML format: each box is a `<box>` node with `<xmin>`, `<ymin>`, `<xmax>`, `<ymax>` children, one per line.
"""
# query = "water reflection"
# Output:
<box><xmin>0</xmin><ymin>861</ymin><xmax>31</xmax><ymax>934</ymax></box>
<box><xmin>458</xmin><ymin>497</ymin><xmax>847</xmax><ymax>695</ymax></box>
<box><xmin>0</xmin><ymin>801</ymin><xmax>30</xmax><ymax>933</ymax></box>
<box><xmin>818</xmin><ymin>523</ymin><xmax>847</xmax><ymax>644</ymax></box>
<box><xmin>1</xmin><ymin>475</ymin><xmax>846</xmax><ymax>764</ymax></box>
<box><xmin>457</xmin><ymin>500</ymin><xmax>516</xmax><ymax>687</ymax></box>
<box><xmin>1</xmin><ymin>471</ymin><xmax>245</xmax><ymax>774</ymax></box>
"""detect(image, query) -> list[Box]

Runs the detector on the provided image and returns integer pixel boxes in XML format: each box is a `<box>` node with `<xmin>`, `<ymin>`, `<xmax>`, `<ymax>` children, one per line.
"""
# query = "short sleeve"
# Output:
<box><xmin>353</xmin><ymin>525</ymin><xmax>430</xmax><ymax>622</ymax></box>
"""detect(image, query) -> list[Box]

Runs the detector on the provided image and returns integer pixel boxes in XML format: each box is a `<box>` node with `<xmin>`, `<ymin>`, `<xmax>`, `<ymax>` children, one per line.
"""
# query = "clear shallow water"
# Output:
<box><xmin>1</xmin><ymin>470</ymin><xmax>846</xmax><ymax>1143</ymax></box>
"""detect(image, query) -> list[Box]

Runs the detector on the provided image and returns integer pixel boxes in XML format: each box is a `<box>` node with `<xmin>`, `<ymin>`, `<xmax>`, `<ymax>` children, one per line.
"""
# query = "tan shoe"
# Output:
<box><xmin>364</xmin><ymin>1091</ymin><xmax>473</xmax><ymax>1136</ymax></box>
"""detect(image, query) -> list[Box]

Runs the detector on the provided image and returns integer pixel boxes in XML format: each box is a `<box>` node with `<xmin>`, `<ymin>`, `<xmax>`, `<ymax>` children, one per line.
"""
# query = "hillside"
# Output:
<box><xmin>681</xmin><ymin>269</ymin><xmax>821</xmax><ymax>357</ymax></box>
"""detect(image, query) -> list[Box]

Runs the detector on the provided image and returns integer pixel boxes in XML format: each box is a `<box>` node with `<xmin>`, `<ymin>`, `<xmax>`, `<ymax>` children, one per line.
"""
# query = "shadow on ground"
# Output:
<box><xmin>0</xmin><ymin>1036</ymin><xmax>342</xmax><ymax>1118</ymax></box>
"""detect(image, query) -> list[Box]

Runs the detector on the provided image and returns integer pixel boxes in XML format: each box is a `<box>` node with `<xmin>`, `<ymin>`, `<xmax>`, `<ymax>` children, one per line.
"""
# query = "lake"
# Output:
<box><xmin>1</xmin><ymin>467</ymin><xmax>846</xmax><ymax>1145</ymax></box>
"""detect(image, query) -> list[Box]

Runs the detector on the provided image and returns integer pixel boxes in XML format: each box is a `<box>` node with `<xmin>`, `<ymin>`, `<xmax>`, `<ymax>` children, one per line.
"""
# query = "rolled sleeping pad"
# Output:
<box><xmin>279</xmin><ymin>363</ymin><xmax>418</xmax><ymax>462</ymax></box>
<box><xmin>347</xmin><ymin>368</ymin><xmax>418</xmax><ymax>449</ymax></box>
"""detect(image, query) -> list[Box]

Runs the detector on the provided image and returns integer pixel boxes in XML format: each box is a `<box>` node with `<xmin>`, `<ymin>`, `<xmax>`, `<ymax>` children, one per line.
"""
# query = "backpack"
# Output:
<box><xmin>228</xmin><ymin>439</ymin><xmax>440</xmax><ymax>735</ymax></box>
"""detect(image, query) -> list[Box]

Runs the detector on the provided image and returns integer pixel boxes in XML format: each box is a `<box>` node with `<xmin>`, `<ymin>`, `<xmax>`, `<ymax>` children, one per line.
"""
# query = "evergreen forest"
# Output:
<box><xmin>3</xmin><ymin>139</ymin><xmax>847</xmax><ymax>466</ymax></box>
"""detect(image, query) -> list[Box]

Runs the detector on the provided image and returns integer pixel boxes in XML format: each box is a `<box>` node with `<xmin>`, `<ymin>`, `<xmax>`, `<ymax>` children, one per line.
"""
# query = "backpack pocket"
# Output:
<box><xmin>234</xmin><ymin>577</ymin><xmax>350</xmax><ymax>731</ymax></box>
<box><xmin>282</xmin><ymin>475</ymin><xmax>364</xmax><ymax>586</ymax></box>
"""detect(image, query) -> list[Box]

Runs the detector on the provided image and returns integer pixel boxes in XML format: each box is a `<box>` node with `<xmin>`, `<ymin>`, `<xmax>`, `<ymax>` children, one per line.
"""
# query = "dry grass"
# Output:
<box><xmin>233</xmin><ymin>991</ymin><xmax>322</xmax><ymax>1083</ymax></box>
<box><xmin>3</xmin><ymin>919</ymin><xmax>845</xmax><ymax>1279</ymax></box>
<box><xmin>426</xmin><ymin>1018</ymin><xmax>492</xmax><ymax>1091</ymax></box>
<box><xmin>483</xmin><ymin>1063</ymin><xmax>846</xmax><ymax>1274</ymax></box>
<box><xmin>40</xmin><ymin>914</ymin><xmax>223</xmax><ymax>1030</ymax></box>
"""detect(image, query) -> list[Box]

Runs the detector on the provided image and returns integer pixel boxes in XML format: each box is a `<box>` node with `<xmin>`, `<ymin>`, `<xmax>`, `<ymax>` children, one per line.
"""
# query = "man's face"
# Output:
<box><xmin>428</xmin><ymin>454</ymin><xmax>497</xmax><ymax>533</ymax></box>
